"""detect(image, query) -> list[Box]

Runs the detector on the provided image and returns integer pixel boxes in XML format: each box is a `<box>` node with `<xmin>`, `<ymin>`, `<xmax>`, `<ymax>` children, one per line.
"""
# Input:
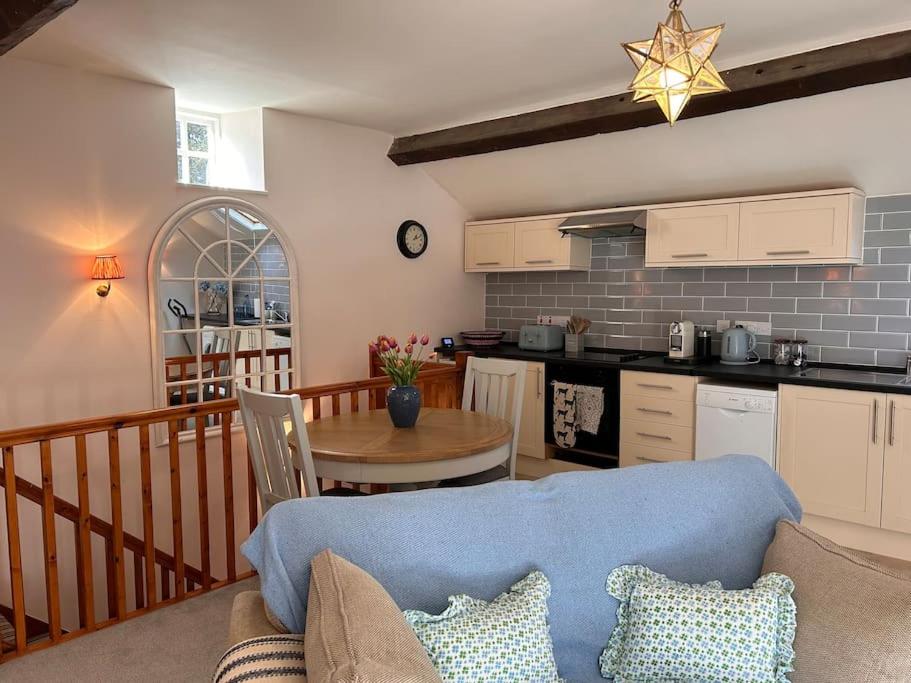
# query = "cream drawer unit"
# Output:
<box><xmin>620</xmin><ymin>442</ymin><xmax>694</xmax><ymax>468</ymax></box>
<box><xmin>621</xmin><ymin>419</ymin><xmax>694</xmax><ymax>455</ymax></box>
<box><xmin>621</xmin><ymin>371</ymin><xmax>697</xmax><ymax>402</ymax></box>
<box><xmin>624</xmin><ymin>394</ymin><xmax>695</xmax><ymax>428</ymax></box>
<box><xmin>778</xmin><ymin>385</ymin><xmax>884</xmax><ymax>527</ymax></box>
<box><xmin>464</xmin><ymin>223</ymin><xmax>515</xmax><ymax>271</ymax></box>
<box><xmin>645</xmin><ymin>204</ymin><xmax>740</xmax><ymax>267</ymax></box>
<box><xmin>514</xmin><ymin>219</ymin><xmax>590</xmax><ymax>270</ymax></box>
<box><xmin>882</xmin><ymin>394</ymin><xmax>911</xmax><ymax>534</ymax></box>
<box><xmin>516</xmin><ymin>362</ymin><xmax>546</xmax><ymax>460</ymax></box>
<box><xmin>738</xmin><ymin>193</ymin><xmax>863</xmax><ymax>264</ymax></box>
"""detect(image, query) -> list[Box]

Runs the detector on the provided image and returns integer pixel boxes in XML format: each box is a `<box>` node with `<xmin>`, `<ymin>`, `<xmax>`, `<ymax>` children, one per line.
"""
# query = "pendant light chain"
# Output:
<box><xmin>669</xmin><ymin>0</ymin><xmax>682</xmax><ymax>9</ymax></box>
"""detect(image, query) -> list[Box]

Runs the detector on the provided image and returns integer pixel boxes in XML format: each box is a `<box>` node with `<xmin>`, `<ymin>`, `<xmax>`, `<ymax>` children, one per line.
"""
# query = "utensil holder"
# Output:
<box><xmin>565</xmin><ymin>333</ymin><xmax>585</xmax><ymax>354</ymax></box>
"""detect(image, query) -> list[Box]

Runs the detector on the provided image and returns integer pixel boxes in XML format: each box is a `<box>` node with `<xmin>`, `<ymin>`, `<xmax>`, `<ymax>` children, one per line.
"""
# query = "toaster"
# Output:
<box><xmin>519</xmin><ymin>325</ymin><xmax>564</xmax><ymax>351</ymax></box>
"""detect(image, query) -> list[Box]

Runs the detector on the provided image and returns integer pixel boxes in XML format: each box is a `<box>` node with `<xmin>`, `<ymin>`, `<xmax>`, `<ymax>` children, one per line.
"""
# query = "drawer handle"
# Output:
<box><xmin>637</xmin><ymin>456</ymin><xmax>664</xmax><ymax>464</ymax></box>
<box><xmin>766</xmin><ymin>249</ymin><xmax>811</xmax><ymax>256</ymax></box>
<box><xmin>525</xmin><ymin>259</ymin><xmax>554</xmax><ymax>264</ymax></box>
<box><xmin>671</xmin><ymin>253</ymin><xmax>708</xmax><ymax>258</ymax></box>
<box><xmin>637</xmin><ymin>407</ymin><xmax>674</xmax><ymax>415</ymax></box>
<box><xmin>636</xmin><ymin>432</ymin><xmax>673</xmax><ymax>441</ymax></box>
<box><xmin>636</xmin><ymin>383</ymin><xmax>674</xmax><ymax>390</ymax></box>
<box><xmin>476</xmin><ymin>261</ymin><xmax>501</xmax><ymax>266</ymax></box>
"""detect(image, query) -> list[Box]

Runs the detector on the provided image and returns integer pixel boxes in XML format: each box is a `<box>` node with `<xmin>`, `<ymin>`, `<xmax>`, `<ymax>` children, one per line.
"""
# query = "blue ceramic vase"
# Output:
<box><xmin>386</xmin><ymin>385</ymin><xmax>421</xmax><ymax>428</ymax></box>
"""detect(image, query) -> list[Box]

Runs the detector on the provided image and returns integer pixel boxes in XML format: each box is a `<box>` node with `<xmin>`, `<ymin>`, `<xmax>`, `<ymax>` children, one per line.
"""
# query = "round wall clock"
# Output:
<box><xmin>397</xmin><ymin>220</ymin><xmax>428</xmax><ymax>259</ymax></box>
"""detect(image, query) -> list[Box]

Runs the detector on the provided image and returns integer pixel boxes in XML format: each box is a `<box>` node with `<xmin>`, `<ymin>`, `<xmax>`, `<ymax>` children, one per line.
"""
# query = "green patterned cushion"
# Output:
<box><xmin>600</xmin><ymin>565</ymin><xmax>796</xmax><ymax>683</ymax></box>
<box><xmin>403</xmin><ymin>571</ymin><xmax>561</xmax><ymax>682</ymax></box>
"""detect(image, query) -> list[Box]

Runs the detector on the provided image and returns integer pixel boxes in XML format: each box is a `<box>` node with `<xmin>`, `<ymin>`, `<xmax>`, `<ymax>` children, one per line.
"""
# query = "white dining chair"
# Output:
<box><xmin>237</xmin><ymin>385</ymin><xmax>364</xmax><ymax>513</ymax></box>
<box><xmin>443</xmin><ymin>356</ymin><xmax>527</xmax><ymax>486</ymax></box>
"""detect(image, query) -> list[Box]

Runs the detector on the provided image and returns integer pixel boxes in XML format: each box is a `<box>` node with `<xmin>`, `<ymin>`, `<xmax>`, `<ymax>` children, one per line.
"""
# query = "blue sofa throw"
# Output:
<box><xmin>242</xmin><ymin>455</ymin><xmax>801</xmax><ymax>682</ymax></box>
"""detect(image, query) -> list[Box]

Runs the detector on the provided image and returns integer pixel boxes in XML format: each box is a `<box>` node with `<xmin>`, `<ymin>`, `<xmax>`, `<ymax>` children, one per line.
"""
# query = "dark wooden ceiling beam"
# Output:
<box><xmin>0</xmin><ymin>0</ymin><xmax>78</xmax><ymax>56</ymax></box>
<box><xmin>388</xmin><ymin>30</ymin><xmax>911</xmax><ymax>166</ymax></box>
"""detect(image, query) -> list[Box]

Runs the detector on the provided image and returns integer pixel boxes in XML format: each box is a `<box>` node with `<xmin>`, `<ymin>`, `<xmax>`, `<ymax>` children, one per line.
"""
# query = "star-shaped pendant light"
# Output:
<box><xmin>623</xmin><ymin>0</ymin><xmax>729</xmax><ymax>125</ymax></box>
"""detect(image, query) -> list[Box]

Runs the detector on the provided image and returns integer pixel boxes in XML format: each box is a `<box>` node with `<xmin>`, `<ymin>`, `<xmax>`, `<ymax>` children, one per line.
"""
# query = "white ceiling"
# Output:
<box><xmin>11</xmin><ymin>0</ymin><xmax>911</xmax><ymax>135</ymax></box>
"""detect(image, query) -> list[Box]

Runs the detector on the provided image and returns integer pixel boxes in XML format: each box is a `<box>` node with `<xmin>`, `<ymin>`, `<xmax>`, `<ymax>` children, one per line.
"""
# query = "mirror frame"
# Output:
<box><xmin>148</xmin><ymin>196</ymin><xmax>301</xmax><ymax>438</ymax></box>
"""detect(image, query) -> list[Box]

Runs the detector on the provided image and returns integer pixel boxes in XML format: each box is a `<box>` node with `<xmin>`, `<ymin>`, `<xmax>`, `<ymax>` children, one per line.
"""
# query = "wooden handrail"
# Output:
<box><xmin>0</xmin><ymin>365</ymin><xmax>464</xmax><ymax>447</ymax></box>
<box><xmin>0</xmin><ymin>357</ymin><xmax>469</xmax><ymax>662</ymax></box>
<box><xmin>0</xmin><ymin>466</ymin><xmax>213</xmax><ymax>586</ymax></box>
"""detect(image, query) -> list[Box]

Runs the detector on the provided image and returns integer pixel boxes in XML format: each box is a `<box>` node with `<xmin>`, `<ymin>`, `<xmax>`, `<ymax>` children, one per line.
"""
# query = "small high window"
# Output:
<box><xmin>176</xmin><ymin>110</ymin><xmax>219</xmax><ymax>186</ymax></box>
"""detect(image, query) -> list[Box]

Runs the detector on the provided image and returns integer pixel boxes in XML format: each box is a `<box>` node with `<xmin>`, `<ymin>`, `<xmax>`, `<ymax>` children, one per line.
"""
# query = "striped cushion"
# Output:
<box><xmin>213</xmin><ymin>634</ymin><xmax>307</xmax><ymax>683</ymax></box>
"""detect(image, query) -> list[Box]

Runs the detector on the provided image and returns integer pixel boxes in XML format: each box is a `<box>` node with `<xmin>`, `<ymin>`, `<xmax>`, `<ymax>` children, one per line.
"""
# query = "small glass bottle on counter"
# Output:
<box><xmin>696</xmin><ymin>327</ymin><xmax>712</xmax><ymax>361</ymax></box>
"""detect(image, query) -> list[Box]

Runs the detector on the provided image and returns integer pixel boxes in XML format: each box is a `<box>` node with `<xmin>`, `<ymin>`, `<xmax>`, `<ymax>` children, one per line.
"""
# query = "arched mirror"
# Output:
<box><xmin>150</xmin><ymin>197</ymin><xmax>297</xmax><ymax>429</ymax></box>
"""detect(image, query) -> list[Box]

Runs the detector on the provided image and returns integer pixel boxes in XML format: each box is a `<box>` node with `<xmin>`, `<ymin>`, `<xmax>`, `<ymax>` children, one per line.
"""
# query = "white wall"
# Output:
<box><xmin>216</xmin><ymin>108</ymin><xmax>265</xmax><ymax>191</ymax></box>
<box><xmin>0</xmin><ymin>57</ymin><xmax>483</xmax><ymax>627</ymax></box>
<box><xmin>425</xmin><ymin>78</ymin><xmax>911</xmax><ymax>219</ymax></box>
<box><xmin>0</xmin><ymin>58</ymin><xmax>483</xmax><ymax>429</ymax></box>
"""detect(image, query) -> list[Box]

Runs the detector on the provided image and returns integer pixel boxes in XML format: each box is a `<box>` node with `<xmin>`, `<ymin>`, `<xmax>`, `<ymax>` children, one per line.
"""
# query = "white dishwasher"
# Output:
<box><xmin>695</xmin><ymin>382</ymin><xmax>778</xmax><ymax>469</ymax></box>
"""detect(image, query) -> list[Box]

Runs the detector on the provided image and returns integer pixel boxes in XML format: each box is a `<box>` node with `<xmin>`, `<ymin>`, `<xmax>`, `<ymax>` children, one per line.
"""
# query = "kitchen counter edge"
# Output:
<box><xmin>474</xmin><ymin>346</ymin><xmax>911</xmax><ymax>396</ymax></box>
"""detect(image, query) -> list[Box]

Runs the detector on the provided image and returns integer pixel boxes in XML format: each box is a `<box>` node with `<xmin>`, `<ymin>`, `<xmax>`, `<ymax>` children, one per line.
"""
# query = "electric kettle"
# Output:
<box><xmin>720</xmin><ymin>325</ymin><xmax>761</xmax><ymax>365</ymax></box>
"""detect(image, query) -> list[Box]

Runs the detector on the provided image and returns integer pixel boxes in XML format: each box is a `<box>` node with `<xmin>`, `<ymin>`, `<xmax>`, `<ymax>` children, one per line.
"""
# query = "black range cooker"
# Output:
<box><xmin>544</xmin><ymin>350</ymin><xmax>645</xmax><ymax>469</ymax></box>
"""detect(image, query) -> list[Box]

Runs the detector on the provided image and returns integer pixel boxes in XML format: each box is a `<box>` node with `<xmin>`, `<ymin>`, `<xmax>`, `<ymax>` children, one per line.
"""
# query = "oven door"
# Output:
<box><xmin>545</xmin><ymin>362</ymin><xmax>620</xmax><ymax>468</ymax></box>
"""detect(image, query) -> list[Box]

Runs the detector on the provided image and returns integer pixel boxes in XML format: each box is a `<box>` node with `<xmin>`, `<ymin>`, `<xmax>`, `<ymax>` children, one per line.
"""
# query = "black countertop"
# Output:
<box><xmin>475</xmin><ymin>343</ymin><xmax>911</xmax><ymax>395</ymax></box>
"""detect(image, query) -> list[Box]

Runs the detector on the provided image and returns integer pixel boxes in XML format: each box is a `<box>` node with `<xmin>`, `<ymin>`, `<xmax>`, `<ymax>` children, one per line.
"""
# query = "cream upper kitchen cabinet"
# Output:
<box><xmin>464</xmin><ymin>219</ymin><xmax>589</xmax><ymax>272</ymax></box>
<box><xmin>883</xmin><ymin>394</ymin><xmax>911</xmax><ymax>534</ymax></box>
<box><xmin>465</xmin><ymin>223</ymin><xmax>515</xmax><ymax>271</ymax></box>
<box><xmin>517</xmin><ymin>362</ymin><xmax>546</xmax><ymax>459</ymax></box>
<box><xmin>645</xmin><ymin>204</ymin><xmax>741</xmax><ymax>267</ymax></box>
<box><xmin>514</xmin><ymin>219</ymin><xmax>590</xmax><ymax>270</ymax></box>
<box><xmin>778</xmin><ymin>385</ymin><xmax>884</xmax><ymax>527</ymax></box>
<box><xmin>738</xmin><ymin>192</ymin><xmax>863</xmax><ymax>263</ymax></box>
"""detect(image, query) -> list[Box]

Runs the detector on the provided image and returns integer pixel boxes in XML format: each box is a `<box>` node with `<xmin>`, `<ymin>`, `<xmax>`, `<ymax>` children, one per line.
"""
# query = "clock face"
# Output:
<box><xmin>397</xmin><ymin>220</ymin><xmax>428</xmax><ymax>258</ymax></box>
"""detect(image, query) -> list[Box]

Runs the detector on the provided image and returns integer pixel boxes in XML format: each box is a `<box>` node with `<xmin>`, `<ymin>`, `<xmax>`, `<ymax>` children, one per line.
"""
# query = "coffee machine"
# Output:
<box><xmin>668</xmin><ymin>320</ymin><xmax>695</xmax><ymax>359</ymax></box>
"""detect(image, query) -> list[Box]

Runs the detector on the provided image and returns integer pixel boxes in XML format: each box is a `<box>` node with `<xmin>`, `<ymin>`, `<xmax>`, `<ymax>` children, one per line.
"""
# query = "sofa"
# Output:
<box><xmin>231</xmin><ymin>455</ymin><xmax>808</xmax><ymax>681</ymax></box>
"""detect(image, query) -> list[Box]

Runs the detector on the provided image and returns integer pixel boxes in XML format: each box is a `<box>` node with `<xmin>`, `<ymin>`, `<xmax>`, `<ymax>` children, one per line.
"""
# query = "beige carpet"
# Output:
<box><xmin>0</xmin><ymin>577</ymin><xmax>258</xmax><ymax>682</ymax></box>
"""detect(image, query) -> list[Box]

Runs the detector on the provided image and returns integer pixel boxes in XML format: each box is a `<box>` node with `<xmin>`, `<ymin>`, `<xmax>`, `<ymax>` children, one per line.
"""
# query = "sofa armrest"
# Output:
<box><xmin>228</xmin><ymin>591</ymin><xmax>283</xmax><ymax>647</ymax></box>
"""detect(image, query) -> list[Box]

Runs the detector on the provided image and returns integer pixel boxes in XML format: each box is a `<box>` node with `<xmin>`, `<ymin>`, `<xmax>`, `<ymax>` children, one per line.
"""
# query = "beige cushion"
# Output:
<box><xmin>228</xmin><ymin>591</ymin><xmax>283</xmax><ymax>647</ymax></box>
<box><xmin>762</xmin><ymin>519</ymin><xmax>911</xmax><ymax>682</ymax></box>
<box><xmin>304</xmin><ymin>549</ymin><xmax>442</xmax><ymax>683</ymax></box>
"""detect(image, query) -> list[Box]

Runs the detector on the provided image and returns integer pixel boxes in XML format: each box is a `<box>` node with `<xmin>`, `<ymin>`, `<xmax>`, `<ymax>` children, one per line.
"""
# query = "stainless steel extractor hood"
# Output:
<box><xmin>558</xmin><ymin>210</ymin><xmax>647</xmax><ymax>239</ymax></box>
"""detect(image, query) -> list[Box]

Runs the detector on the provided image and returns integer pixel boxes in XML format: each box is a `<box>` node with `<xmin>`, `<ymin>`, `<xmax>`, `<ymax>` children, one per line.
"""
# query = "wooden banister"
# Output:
<box><xmin>0</xmin><ymin>466</ymin><xmax>213</xmax><ymax>586</ymax></box>
<box><xmin>0</xmin><ymin>361</ymin><xmax>465</xmax><ymax>663</ymax></box>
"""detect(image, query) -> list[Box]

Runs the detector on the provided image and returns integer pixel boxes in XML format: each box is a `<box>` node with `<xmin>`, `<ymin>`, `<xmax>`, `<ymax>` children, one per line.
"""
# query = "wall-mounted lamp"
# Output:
<box><xmin>91</xmin><ymin>255</ymin><xmax>125</xmax><ymax>297</ymax></box>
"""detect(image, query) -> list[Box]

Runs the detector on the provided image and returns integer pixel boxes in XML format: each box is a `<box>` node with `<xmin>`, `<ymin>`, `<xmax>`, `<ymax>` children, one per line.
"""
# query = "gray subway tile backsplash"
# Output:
<box><xmin>883</xmin><ymin>212</ymin><xmax>911</xmax><ymax>230</ymax></box>
<box><xmin>485</xmin><ymin>195</ymin><xmax>911</xmax><ymax>367</ymax></box>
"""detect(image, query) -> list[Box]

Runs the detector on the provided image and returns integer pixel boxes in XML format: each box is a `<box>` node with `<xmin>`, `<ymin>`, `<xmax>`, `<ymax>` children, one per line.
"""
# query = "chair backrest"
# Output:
<box><xmin>461</xmin><ymin>356</ymin><xmax>527</xmax><ymax>479</ymax></box>
<box><xmin>237</xmin><ymin>384</ymin><xmax>320</xmax><ymax>513</ymax></box>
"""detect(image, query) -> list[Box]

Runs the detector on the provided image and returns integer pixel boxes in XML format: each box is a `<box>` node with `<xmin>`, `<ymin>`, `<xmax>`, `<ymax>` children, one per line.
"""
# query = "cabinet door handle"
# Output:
<box><xmin>637</xmin><ymin>383</ymin><xmax>674</xmax><ymax>390</ymax></box>
<box><xmin>766</xmin><ymin>249</ymin><xmax>811</xmax><ymax>256</ymax></box>
<box><xmin>476</xmin><ymin>261</ymin><xmax>501</xmax><ymax>266</ymax></box>
<box><xmin>637</xmin><ymin>407</ymin><xmax>674</xmax><ymax>415</ymax></box>
<box><xmin>873</xmin><ymin>400</ymin><xmax>879</xmax><ymax>445</ymax></box>
<box><xmin>889</xmin><ymin>400</ymin><xmax>896</xmax><ymax>446</ymax></box>
<box><xmin>525</xmin><ymin>259</ymin><xmax>554</xmax><ymax>264</ymax></box>
<box><xmin>536</xmin><ymin>367</ymin><xmax>543</xmax><ymax>399</ymax></box>
<box><xmin>637</xmin><ymin>432</ymin><xmax>673</xmax><ymax>441</ymax></box>
<box><xmin>671</xmin><ymin>253</ymin><xmax>708</xmax><ymax>258</ymax></box>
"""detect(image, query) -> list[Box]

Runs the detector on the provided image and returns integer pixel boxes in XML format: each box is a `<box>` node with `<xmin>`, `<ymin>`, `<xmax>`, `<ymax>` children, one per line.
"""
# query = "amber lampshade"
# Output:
<box><xmin>92</xmin><ymin>255</ymin><xmax>125</xmax><ymax>297</ymax></box>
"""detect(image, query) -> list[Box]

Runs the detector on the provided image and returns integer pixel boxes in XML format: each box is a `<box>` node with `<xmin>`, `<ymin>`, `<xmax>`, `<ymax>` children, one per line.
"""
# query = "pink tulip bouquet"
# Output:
<box><xmin>370</xmin><ymin>333</ymin><xmax>431</xmax><ymax>386</ymax></box>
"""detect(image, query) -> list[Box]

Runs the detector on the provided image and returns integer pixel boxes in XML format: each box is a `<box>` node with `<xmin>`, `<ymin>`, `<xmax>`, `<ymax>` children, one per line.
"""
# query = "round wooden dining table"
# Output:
<box><xmin>299</xmin><ymin>408</ymin><xmax>513</xmax><ymax>485</ymax></box>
